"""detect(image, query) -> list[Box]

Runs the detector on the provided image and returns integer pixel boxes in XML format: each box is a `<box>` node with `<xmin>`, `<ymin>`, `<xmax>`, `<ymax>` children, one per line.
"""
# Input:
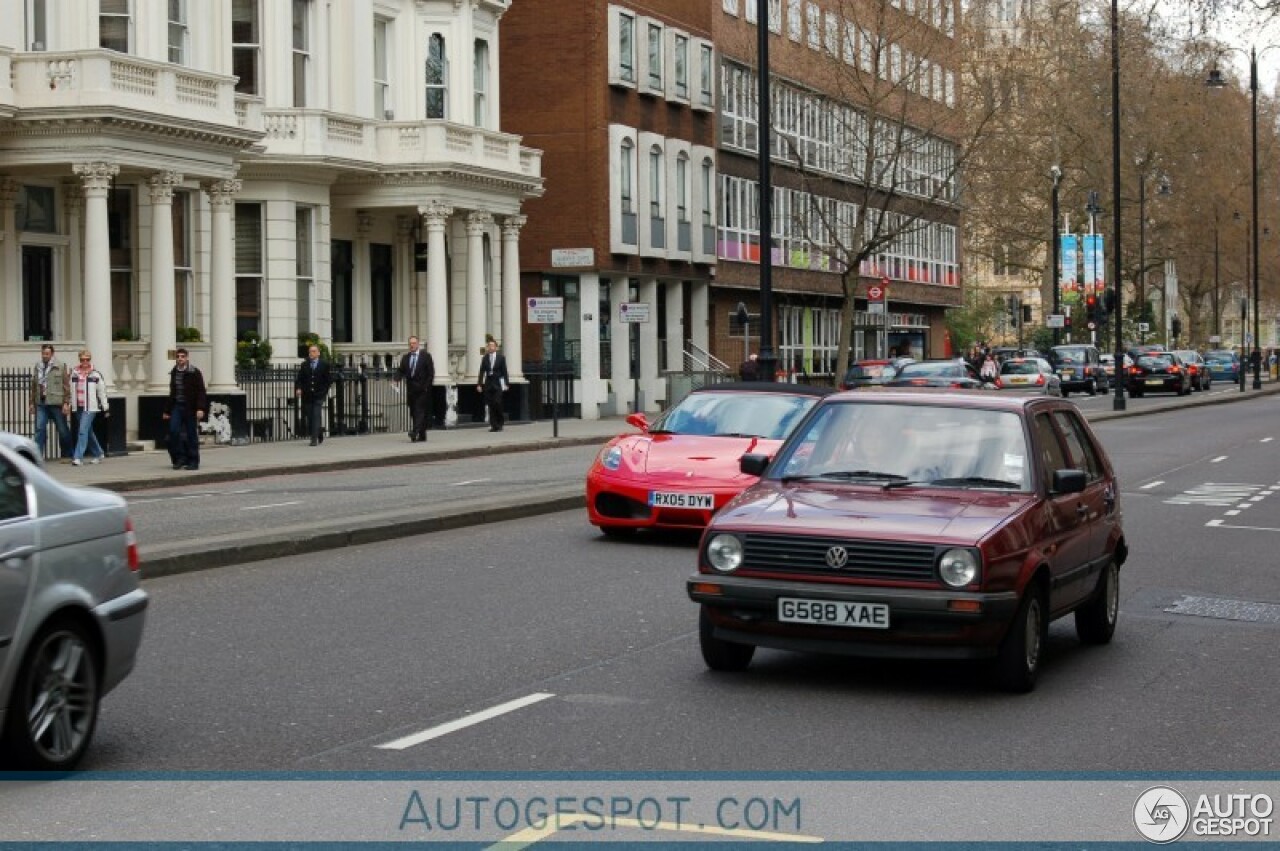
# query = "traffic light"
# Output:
<box><xmin>1171</xmin><ymin>315</ymin><xmax>1182</xmax><ymax>340</ymax></box>
<box><xmin>1085</xmin><ymin>293</ymin><xmax>1100</xmax><ymax>324</ymax></box>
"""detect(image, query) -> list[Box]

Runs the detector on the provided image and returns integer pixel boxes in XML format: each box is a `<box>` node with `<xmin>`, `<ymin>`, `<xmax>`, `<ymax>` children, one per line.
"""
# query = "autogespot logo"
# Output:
<box><xmin>1134</xmin><ymin>786</ymin><xmax>1190</xmax><ymax>844</ymax></box>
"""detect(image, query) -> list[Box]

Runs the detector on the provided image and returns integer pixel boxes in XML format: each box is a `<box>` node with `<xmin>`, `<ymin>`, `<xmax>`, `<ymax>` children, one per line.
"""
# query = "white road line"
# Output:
<box><xmin>128</xmin><ymin>493</ymin><xmax>215</xmax><ymax>504</ymax></box>
<box><xmin>240</xmin><ymin>501</ymin><xmax>302</xmax><ymax>511</ymax></box>
<box><xmin>1205</xmin><ymin>521</ymin><xmax>1280</xmax><ymax>532</ymax></box>
<box><xmin>1140</xmin><ymin>481</ymin><xmax>1164</xmax><ymax>490</ymax></box>
<box><xmin>1263</xmin><ymin>437</ymin><xmax>1275</xmax><ymax>443</ymax></box>
<box><xmin>377</xmin><ymin>693</ymin><xmax>555</xmax><ymax>751</ymax></box>
<box><xmin>1250</xmin><ymin>496</ymin><xmax>1266</xmax><ymax>502</ymax></box>
<box><xmin>1226</xmin><ymin>510</ymin><xmax>1241</xmax><ymax>516</ymax></box>
<box><xmin>450</xmin><ymin>478</ymin><xmax>493</xmax><ymax>487</ymax></box>
<box><xmin>1211</xmin><ymin>456</ymin><xmax>1229</xmax><ymax>463</ymax></box>
<box><xmin>1207</xmin><ymin>519</ymin><xmax>1223</xmax><ymax>527</ymax></box>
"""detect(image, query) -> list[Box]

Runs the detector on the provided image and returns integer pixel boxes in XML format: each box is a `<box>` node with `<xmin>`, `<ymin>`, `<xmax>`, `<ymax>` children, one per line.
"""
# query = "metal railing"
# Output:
<box><xmin>236</xmin><ymin>366</ymin><xmax>412</xmax><ymax>442</ymax></box>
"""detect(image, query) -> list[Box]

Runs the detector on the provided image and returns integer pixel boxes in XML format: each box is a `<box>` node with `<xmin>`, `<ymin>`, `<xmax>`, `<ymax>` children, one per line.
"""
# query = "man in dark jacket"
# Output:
<box><xmin>395</xmin><ymin>335</ymin><xmax>435</xmax><ymax>442</ymax></box>
<box><xmin>162</xmin><ymin>348</ymin><xmax>208</xmax><ymax>470</ymax></box>
<box><xmin>476</xmin><ymin>339</ymin><xmax>510</xmax><ymax>432</ymax></box>
<box><xmin>294</xmin><ymin>344</ymin><xmax>332</xmax><ymax>446</ymax></box>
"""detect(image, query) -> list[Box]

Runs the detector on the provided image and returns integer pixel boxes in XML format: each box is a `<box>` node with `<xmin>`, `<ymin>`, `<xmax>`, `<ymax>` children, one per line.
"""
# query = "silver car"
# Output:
<box><xmin>997</xmin><ymin>357</ymin><xmax>1063</xmax><ymax>396</ymax></box>
<box><xmin>0</xmin><ymin>432</ymin><xmax>43</xmax><ymax>468</ymax></box>
<box><xmin>0</xmin><ymin>442</ymin><xmax>147</xmax><ymax>769</ymax></box>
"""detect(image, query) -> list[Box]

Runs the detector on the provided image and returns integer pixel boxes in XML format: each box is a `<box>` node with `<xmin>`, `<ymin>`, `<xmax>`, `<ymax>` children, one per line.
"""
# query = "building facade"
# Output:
<box><xmin>0</xmin><ymin>0</ymin><xmax>542</xmax><ymax>438</ymax></box>
<box><xmin>501</xmin><ymin>0</ymin><xmax>964</xmax><ymax>419</ymax></box>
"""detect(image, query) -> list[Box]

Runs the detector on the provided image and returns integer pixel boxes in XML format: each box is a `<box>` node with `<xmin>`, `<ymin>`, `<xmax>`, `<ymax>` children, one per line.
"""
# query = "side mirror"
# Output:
<box><xmin>1051</xmin><ymin>469</ymin><xmax>1087</xmax><ymax>495</ymax></box>
<box><xmin>740</xmin><ymin>453</ymin><xmax>770</xmax><ymax>476</ymax></box>
<box><xmin>625</xmin><ymin>412</ymin><xmax>649</xmax><ymax>432</ymax></box>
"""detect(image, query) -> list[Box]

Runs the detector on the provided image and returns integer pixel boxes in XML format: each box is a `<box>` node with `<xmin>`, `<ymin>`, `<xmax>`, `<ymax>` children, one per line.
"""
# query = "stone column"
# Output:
<box><xmin>147</xmin><ymin>171</ymin><xmax>183</xmax><ymax>391</ymax></box>
<box><xmin>609</xmin><ymin>277</ymin><xmax>632</xmax><ymax>413</ymax></box>
<box><xmin>64</xmin><ymin>183</ymin><xmax>85</xmax><ymax>342</ymax></box>
<box><xmin>395</xmin><ymin>215</ymin><xmax>415</xmax><ymax>343</ymax></box>
<box><xmin>202</xmin><ymin>177</ymin><xmax>241</xmax><ymax>392</ymax></box>
<box><xmin>0</xmin><ymin>179</ymin><xmax>19</xmax><ymax>342</ymax></box>
<box><xmin>578</xmin><ymin>271</ymin><xmax>602</xmax><ymax>420</ymax></box>
<box><xmin>74</xmin><ymin>162</ymin><xmax>119</xmax><ymax>390</ymax></box>
<box><xmin>465</xmin><ymin>211</ymin><xmax>492</xmax><ymax>378</ymax></box>
<box><xmin>501</xmin><ymin>215</ymin><xmax>526</xmax><ymax>381</ymax></box>
<box><xmin>639</xmin><ymin>277</ymin><xmax>659</xmax><ymax>411</ymax></box>
<box><xmin>354</xmin><ymin>210</ymin><xmax>374</xmax><ymax>345</ymax></box>
<box><xmin>418</xmin><ymin>201</ymin><xmax>452</xmax><ymax>377</ymax></box>
<box><xmin>689</xmin><ymin>278</ymin><xmax>710</xmax><ymax>355</ymax></box>
<box><xmin>665</xmin><ymin>280</ymin><xmax>684</xmax><ymax>375</ymax></box>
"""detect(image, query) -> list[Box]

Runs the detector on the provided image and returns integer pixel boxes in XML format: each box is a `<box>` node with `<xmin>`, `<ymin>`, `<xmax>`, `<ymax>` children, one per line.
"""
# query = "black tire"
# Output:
<box><xmin>1087</xmin><ymin>377</ymin><xmax>1098</xmax><ymax>396</ymax></box>
<box><xmin>1075</xmin><ymin>559</ymin><xmax>1119</xmax><ymax>645</ymax></box>
<box><xmin>698</xmin><ymin>607</ymin><xmax>755</xmax><ymax>672</ymax></box>
<box><xmin>993</xmin><ymin>583</ymin><xmax>1046</xmax><ymax>693</ymax></box>
<box><xmin>1</xmin><ymin>620</ymin><xmax>101</xmax><ymax>770</ymax></box>
<box><xmin>1131</xmin><ymin>388</ymin><xmax>1143</xmax><ymax>398</ymax></box>
<box><xmin>1061</xmin><ymin>388</ymin><xmax>1069</xmax><ymax>398</ymax></box>
<box><xmin>599</xmin><ymin>525</ymin><xmax>635</xmax><ymax>540</ymax></box>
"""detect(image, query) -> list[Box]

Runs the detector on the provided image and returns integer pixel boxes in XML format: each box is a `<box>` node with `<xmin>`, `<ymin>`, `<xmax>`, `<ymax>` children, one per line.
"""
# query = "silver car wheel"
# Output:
<box><xmin>23</xmin><ymin>627</ymin><xmax>99</xmax><ymax>767</ymax></box>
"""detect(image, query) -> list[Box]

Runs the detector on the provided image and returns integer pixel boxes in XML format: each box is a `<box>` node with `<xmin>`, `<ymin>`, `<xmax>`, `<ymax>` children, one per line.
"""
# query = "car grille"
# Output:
<box><xmin>743</xmin><ymin>534</ymin><xmax>938</xmax><ymax>581</ymax></box>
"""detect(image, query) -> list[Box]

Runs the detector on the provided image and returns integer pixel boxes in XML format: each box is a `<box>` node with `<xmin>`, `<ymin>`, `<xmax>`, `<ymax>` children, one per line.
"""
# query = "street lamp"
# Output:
<box><xmin>1207</xmin><ymin>45</ymin><xmax>1279</xmax><ymax>389</ymax></box>
<box><xmin>1051</xmin><ymin>165</ymin><xmax>1062</xmax><ymax>346</ymax></box>
<box><xmin>1110</xmin><ymin>0</ymin><xmax>1125</xmax><ymax>410</ymax></box>
<box><xmin>755</xmin><ymin>0</ymin><xmax>776</xmax><ymax>382</ymax></box>
<box><xmin>1136</xmin><ymin>168</ymin><xmax>1171</xmax><ymax>345</ymax></box>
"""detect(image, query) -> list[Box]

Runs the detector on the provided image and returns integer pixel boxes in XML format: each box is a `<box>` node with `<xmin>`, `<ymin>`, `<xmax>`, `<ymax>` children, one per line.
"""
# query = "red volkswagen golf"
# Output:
<box><xmin>687</xmin><ymin>390</ymin><xmax>1126</xmax><ymax>692</ymax></box>
<box><xmin>586</xmin><ymin>383</ymin><xmax>828</xmax><ymax>537</ymax></box>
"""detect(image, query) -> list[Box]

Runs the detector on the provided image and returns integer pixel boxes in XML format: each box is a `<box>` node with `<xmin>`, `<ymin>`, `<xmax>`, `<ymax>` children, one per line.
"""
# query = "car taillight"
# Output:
<box><xmin>1129</xmin><ymin>366</ymin><xmax>1141</xmax><ymax>375</ymax></box>
<box><xmin>125</xmin><ymin>517</ymin><xmax>140</xmax><ymax>572</ymax></box>
<box><xmin>950</xmin><ymin>381</ymin><xmax>966</xmax><ymax>388</ymax></box>
<box><xmin>1034</xmin><ymin>374</ymin><xmax>1045</xmax><ymax>385</ymax></box>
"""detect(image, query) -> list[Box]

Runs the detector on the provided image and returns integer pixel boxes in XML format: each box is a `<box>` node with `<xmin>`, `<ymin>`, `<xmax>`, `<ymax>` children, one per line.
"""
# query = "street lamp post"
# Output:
<box><xmin>1136</xmin><ymin>170</ymin><xmax>1171</xmax><ymax>346</ymax></box>
<box><xmin>1208</xmin><ymin>45</ymin><xmax>1277</xmax><ymax>389</ymax></box>
<box><xmin>755</xmin><ymin>0</ymin><xmax>776</xmax><ymax>383</ymax></box>
<box><xmin>1110</xmin><ymin>0</ymin><xmax>1125</xmax><ymax>411</ymax></box>
<box><xmin>1051</xmin><ymin>166</ymin><xmax>1062</xmax><ymax>347</ymax></box>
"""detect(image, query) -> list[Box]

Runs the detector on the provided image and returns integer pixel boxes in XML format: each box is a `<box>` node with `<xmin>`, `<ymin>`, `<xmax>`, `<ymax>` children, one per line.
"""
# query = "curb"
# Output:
<box><xmin>139</xmin><ymin>488</ymin><xmax>584</xmax><ymax>579</ymax></box>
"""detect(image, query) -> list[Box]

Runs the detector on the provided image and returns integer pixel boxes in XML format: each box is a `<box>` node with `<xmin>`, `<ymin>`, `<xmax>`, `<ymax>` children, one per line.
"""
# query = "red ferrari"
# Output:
<box><xmin>586</xmin><ymin>382</ymin><xmax>828</xmax><ymax>537</ymax></box>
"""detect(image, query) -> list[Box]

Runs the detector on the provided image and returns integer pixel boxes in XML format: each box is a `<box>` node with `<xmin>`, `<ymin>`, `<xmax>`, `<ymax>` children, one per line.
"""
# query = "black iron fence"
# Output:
<box><xmin>236</xmin><ymin>366</ymin><xmax>413</xmax><ymax>442</ymax></box>
<box><xmin>523</xmin><ymin>363</ymin><xmax>577</xmax><ymax>420</ymax></box>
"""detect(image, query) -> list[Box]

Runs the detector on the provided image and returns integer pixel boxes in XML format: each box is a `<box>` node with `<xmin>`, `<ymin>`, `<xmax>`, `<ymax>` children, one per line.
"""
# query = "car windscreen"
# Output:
<box><xmin>1050</xmin><ymin>347</ymin><xmax>1090</xmax><ymax>364</ymax></box>
<box><xmin>650</xmin><ymin>392</ymin><xmax>820</xmax><ymax>439</ymax></box>
<box><xmin>1137</xmin><ymin>354</ymin><xmax>1175</xmax><ymax>368</ymax></box>
<box><xmin>848</xmin><ymin>364</ymin><xmax>887</xmax><ymax>379</ymax></box>
<box><xmin>770</xmin><ymin>402</ymin><xmax>1033</xmax><ymax>491</ymax></box>
<box><xmin>1205</xmin><ymin>351</ymin><xmax>1235</xmax><ymax>363</ymax></box>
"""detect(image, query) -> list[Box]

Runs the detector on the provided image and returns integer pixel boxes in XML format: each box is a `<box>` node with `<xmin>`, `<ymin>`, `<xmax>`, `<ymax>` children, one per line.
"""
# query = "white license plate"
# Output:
<box><xmin>1059</xmin><ymin>369</ymin><xmax>1075</xmax><ymax>377</ymax></box>
<box><xmin>778</xmin><ymin>597</ymin><xmax>889</xmax><ymax>629</ymax></box>
<box><xmin>1146</xmin><ymin>379</ymin><xmax>1164</xmax><ymax>385</ymax></box>
<box><xmin>1008</xmin><ymin>376</ymin><xmax>1029</xmax><ymax>385</ymax></box>
<box><xmin>649</xmin><ymin>491</ymin><xmax>714</xmax><ymax>509</ymax></box>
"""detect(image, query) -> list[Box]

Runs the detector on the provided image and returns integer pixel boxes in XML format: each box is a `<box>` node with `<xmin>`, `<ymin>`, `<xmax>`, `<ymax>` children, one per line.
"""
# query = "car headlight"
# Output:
<box><xmin>706</xmin><ymin>534</ymin><xmax>744</xmax><ymax>573</ymax></box>
<box><xmin>938</xmin><ymin>548</ymin><xmax>979</xmax><ymax>588</ymax></box>
<box><xmin>600</xmin><ymin>445</ymin><xmax>623</xmax><ymax>470</ymax></box>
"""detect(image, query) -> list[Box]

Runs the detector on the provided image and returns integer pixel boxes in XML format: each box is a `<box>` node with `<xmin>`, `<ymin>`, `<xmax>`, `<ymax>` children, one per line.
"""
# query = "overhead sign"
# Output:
<box><xmin>526</xmin><ymin>297</ymin><xmax>564</xmax><ymax>324</ymax></box>
<box><xmin>551</xmin><ymin>248</ymin><xmax>595</xmax><ymax>268</ymax></box>
<box><xmin>619</xmin><ymin>302</ymin><xmax>650</xmax><ymax>323</ymax></box>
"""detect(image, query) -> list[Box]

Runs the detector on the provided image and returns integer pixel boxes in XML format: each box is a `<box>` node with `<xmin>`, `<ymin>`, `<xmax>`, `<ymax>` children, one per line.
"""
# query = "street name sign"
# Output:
<box><xmin>619</xmin><ymin>302</ymin><xmax>650</xmax><ymax>323</ymax></box>
<box><xmin>526</xmin><ymin>297</ymin><xmax>564</xmax><ymax>324</ymax></box>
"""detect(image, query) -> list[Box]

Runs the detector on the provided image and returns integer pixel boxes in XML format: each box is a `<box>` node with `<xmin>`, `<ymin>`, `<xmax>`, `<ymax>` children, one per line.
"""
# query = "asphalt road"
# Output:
<box><xmin>72</xmin><ymin>393</ymin><xmax>1280</xmax><ymax>774</ymax></box>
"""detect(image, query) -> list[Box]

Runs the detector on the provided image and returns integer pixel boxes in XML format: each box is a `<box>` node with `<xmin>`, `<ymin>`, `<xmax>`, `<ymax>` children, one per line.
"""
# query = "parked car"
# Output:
<box><xmin>1125</xmin><ymin>351</ymin><xmax>1191</xmax><ymax>397</ymax></box>
<box><xmin>998</xmin><ymin>357</ymin><xmax>1062</xmax><ymax>395</ymax></box>
<box><xmin>687</xmin><ymin>390</ymin><xmax>1125</xmax><ymax>692</ymax></box>
<box><xmin>883</xmin><ymin>360</ymin><xmax>991</xmax><ymax>390</ymax></box>
<box><xmin>1173</xmin><ymin>350</ymin><xmax>1212</xmax><ymax>391</ymax></box>
<box><xmin>585</xmin><ymin>382</ymin><xmax>828</xmax><ymax>537</ymax></box>
<box><xmin>1100</xmin><ymin>353</ymin><xmax>1116</xmax><ymax>382</ymax></box>
<box><xmin>838</xmin><ymin>357</ymin><xmax>914</xmax><ymax>390</ymax></box>
<box><xmin>0</xmin><ymin>443</ymin><xmax>147</xmax><ymax>769</ymax></box>
<box><xmin>0</xmin><ymin>432</ymin><xmax>43</xmax><ymax>468</ymax></box>
<box><xmin>1204</xmin><ymin>349</ymin><xmax>1242</xmax><ymax>383</ymax></box>
<box><xmin>1046</xmin><ymin>344</ymin><xmax>1109</xmax><ymax>396</ymax></box>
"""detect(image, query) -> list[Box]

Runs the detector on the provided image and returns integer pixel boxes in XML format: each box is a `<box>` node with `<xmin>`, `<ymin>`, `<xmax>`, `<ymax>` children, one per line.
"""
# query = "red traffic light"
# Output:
<box><xmin>1085</xmin><ymin>294</ymin><xmax>1098</xmax><ymax>309</ymax></box>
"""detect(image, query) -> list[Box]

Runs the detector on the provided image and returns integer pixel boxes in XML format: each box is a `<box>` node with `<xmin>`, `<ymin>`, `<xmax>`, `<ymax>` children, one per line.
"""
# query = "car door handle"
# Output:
<box><xmin>1076</xmin><ymin>504</ymin><xmax>1089</xmax><ymax>519</ymax></box>
<box><xmin>0</xmin><ymin>544</ymin><xmax>35</xmax><ymax>563</ymax></box>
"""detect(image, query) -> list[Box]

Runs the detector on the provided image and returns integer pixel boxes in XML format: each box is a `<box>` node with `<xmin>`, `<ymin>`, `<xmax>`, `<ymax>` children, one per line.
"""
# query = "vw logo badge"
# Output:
<box><xmin>825</xmin><ymin>546</ymin><xmax>849</xmax><ymax>569</ymax></box>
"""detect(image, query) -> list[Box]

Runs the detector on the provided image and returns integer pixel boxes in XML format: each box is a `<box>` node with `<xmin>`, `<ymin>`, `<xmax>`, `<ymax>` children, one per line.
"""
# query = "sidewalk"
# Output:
<box><xmin>45</xmin><ymin>416</ymin><xmax>627</xmax><ymax>493</ymax></box>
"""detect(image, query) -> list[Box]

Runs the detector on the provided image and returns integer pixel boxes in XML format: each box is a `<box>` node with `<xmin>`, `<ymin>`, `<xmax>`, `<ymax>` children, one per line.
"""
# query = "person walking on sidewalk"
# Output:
<box><xmin>476</xmin><ymin>339</ymin><xmax>509</xmax><ymax>432</ymax></box>
<box><xmin>163</xmin><ymin>348</ymin><xmax>208</xmax><ymax>471</ymax></box>
<box><xmin>395</xmin><ymin>335</ymin><xmax>435</xmax><ymax>442</ymax></box>
<box><xmin>294</xmin><ymin>344</ymin><xmax>332</xmax><ymax>446</ymax></box>
<box><xmin>68</xmin><ymin>350</ymin><xmax>109</xmax><ymax>466</ymax></box>
<box><xmin>29</xmin><ymin>343</ymin><xmax>73</xmax><ymax>461</ymax></box>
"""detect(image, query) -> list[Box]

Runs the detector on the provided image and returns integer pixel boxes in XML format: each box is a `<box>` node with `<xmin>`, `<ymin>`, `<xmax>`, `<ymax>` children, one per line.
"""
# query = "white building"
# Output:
<box><xmin>0</xmin><ymin>0</ymin><xmax>542</xmax><ymax>439</ymax></box>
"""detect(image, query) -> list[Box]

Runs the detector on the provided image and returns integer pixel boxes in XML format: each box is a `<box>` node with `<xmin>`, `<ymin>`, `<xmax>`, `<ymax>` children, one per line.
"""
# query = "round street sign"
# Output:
<box><xmin>868</xmin><ymin>285</ymin><xmax>884</xmax><ymax>302</ymax></box>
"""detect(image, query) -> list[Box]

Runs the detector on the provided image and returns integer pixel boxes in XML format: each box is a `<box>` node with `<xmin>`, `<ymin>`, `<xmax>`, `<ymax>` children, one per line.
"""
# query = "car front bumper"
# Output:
<box><xmin>587</xmin><ymin>473</ymin><xmax>741</xmax><ymax>530</ymax></box>
<box><xmin>688</xmin><ymin>573</ymin><xmax>1020</xmax><ymax>660</ymax></box>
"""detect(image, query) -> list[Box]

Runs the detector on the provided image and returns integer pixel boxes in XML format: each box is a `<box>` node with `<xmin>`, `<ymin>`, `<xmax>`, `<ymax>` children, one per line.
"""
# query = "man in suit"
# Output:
<box><xmin>395</xmin><ymin>335</ymin><xmax>435</xmax><ymax>442</ymax></box>
<box><xmin>476</xmin><ymin>339</ymin><xmax>509</xmax><ymax>432</ymax></box>
<box><xmin>293</xmin><ymin>344</ymin><xmax>332</xmax><ymax>446</ymax></box>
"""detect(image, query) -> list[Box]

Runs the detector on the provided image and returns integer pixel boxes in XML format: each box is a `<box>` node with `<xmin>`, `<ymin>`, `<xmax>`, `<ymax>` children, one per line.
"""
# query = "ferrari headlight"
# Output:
<box><xmin>938</xmin><ymin>548</ymin><xmax>979</xmax><ymax>588</ymax></box>
<box><xmin>600</xmin><ymin>445</ymin><xmax>623</xmax><ymax>470</ymax></box>
<box><xmin>706</xmin><ymin>534</ymin><xmax>744</xmax><ymax>573</ymax></box>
